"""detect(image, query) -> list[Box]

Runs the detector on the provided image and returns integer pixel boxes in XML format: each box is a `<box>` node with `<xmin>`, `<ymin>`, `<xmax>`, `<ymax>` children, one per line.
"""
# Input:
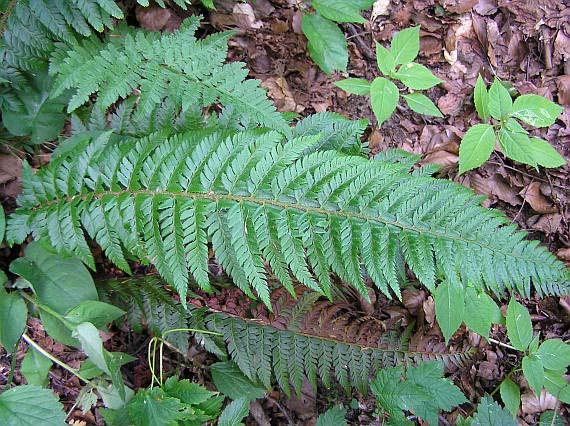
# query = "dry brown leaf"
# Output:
<box><xmin>528</xmin><ymin>213</ymin><xmax>562</xmax><ymax>234</ymax></box>
<box><xmin>489</xmin><ymin>174</ymin><xmax>523</xmax><ymax>206</ymax></box>
<box><xmin>521</xmin><ymin>389</ymin><xmax>557</xmax><ymax>415</ymax></box>
<box><xmin>402</xmin><ymin>289</ymin><xmax>426</xmax><ymax>315</ymax></box>
<box><xmin>233</xmin><ymin>4</ymin><xmax>263</xmax><ymax>29</ymax></box>
<box><xmin>557</xmin><ymin>75</ymin><xmax>570</xmax><ymax>106</ymax></box>
<box><xmin>557</xmin><ymin>247</ymin><xmax>570</xmax><ymax>261</ymax></box>
<box><xmin>423</xmin><ymin>297</ymin><xmax>436</xmax><ymax>326</ymax></box>
<box><xmin>519</xmin><ymin>182</ymin><xmax>558</xmax><ymax>214</ymax></box>
<box><xmin>261</xmin><ymin>77</ymin><xmax>303</xmax><ymax>112</ymax></box>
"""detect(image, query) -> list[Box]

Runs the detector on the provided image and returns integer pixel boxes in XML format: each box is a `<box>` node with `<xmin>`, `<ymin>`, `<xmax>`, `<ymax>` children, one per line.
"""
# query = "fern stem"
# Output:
<box><xmin>21</xmin><ymin>333</ymin><xmax>91</xmax><ymax>384</ymax></box>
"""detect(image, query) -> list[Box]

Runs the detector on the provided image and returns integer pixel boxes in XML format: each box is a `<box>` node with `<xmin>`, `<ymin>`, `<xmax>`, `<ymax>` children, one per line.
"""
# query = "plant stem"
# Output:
<box><xmin>20</xmin><ymin>291</ymin><xmax>75</xmax><ymax>330</ymax></box>
<box><xmin>488</xmin><ymin>338</ymin><xmax>518</xmax><ymax>351</ymax></box>
<box><xmin>6</xmin><ymin>340</ymin><xmax>19</xmax><ymax>386</ymax></box>
<box><xmin>21</xmin><ymin>333</ymin><xmax>90</xmax><ymax>383</ymax></box>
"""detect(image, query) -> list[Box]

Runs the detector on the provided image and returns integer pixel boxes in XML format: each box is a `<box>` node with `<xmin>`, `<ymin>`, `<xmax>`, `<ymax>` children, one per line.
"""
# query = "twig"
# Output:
<box><xmin>266</xmin><ymin>395</ymin><xmax>295</xmax><ymax>426</ymax></box>
<box><xmin>487</xmin><ymin>338</ymin><xmax>518</xmax><ymax>351</ymax></box>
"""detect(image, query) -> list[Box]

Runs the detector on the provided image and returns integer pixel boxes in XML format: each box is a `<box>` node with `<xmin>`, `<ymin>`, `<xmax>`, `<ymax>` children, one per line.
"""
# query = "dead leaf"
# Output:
<box><xmin>557</xmin><ymin>247</ymin><xmax>570</xmax><ymax>261</ymax></box>
<box><xmin>423</xmin><ymin>297</ymin><xmax>436</xmax><ymax>325</ymax></box>
<box><xmin>261</xmin><ymin>77</ymin><xmax>303</xmax><ymax>113</ymax></box>
<box><xmin>135</xmin><ymin>6</ymin><xmax>180</xmax><ymax>32</ymax></box>
<box><xmin>519</xmin><ymin>182</ymin><xmax>558</xmax><ymax>214</ymax></box>
<box><xmin>474</xmin><ymin>0</ymin><xmax>498</xmax><ymax>15</ymax></box>
<box><xmin>556</xmin><ymin>75</ymin><xmax>570</xmax><ymax>106</ymax></box>
<box><xmin>233</xmin><ymin>4</ymin><xmax>263</xmax><ymax>30</ymax></box>
<box><xmin>372</xmin><ymin>0</ymin><xmax>391</xmax><ymax>20</ymax></box>
<box><xmin>488</xmin><ymin>174</ymin><xmax>523</xmax><ymax>206</ymax></box>
<box><xmin>402</xmin><ymin>289</ymin><xmax>426</xmax><ymax>315</ymax></box>
<box><xmin>528</xmin><ymin>213</ymin><xmax>562</xmax><ymax>234</ymax></box>
<box><xmin>0</xmin><ymin>155</ymin><xmax>22</xmax><ymax>198</ymax></box>
<box><xmin>521</xmin><ymin>389</ymin><xmax>557</xmax><ymax>415</ymax></box>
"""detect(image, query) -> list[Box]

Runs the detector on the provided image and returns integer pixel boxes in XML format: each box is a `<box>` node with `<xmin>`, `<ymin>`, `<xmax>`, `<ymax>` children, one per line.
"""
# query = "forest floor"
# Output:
<box><xmin>0</xmin><ymin>0</ymin><xmax>569</xmax><ymax>425</ymax></box>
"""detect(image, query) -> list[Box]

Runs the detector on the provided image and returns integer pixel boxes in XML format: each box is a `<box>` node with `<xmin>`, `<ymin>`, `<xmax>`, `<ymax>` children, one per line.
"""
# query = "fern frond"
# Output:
<box><xmin>206</xmin><ymin>312</ymin><xmax>472</xmax><ymax>396</ymax></box>
<box><xmin>47</xmin><ymin>17</ymin><xmax>290</xmax><ymax>135</ymax></box>
<box><xmin>2</xmin><ymin>0</ymin><xmax>125</xmax><ymax>70</ymax></box>
<box><xmin>7</xmin><ymin>128</ymin><xmax>569</xmax><ymax>309</ymax></box>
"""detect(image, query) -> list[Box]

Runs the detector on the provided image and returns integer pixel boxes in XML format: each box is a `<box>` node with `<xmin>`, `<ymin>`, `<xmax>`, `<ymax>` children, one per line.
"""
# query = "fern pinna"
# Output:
<box><xmin>7</xmin><ymin>126</ymin><xmax>568</xmax><ymax>307</ymax></box>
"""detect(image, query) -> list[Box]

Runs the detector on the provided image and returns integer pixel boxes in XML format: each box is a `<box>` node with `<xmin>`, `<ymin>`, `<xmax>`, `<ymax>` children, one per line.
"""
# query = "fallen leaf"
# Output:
<box><xmin>489</xmin><ymin>174</ymin><xmax>523</xmax><ymax>206</ymax></box>
<box><xmin>233</xmin><ymin>4</ymin><xmax>263</xmax><ymax>29</ymax></box>
<box><xmin>521</xmin><ymin>389</ymin><xmax>557</xmax><ymax>415</ymax></box>
<box><xmin>528</xmin><ymin>213</ymin><xmax>562</xmax><ymax>234</ymax></box>
<box><xmin>519</xmin><ymin>182</ymin><xmax>558</xmax><ymax>214</ymax></box>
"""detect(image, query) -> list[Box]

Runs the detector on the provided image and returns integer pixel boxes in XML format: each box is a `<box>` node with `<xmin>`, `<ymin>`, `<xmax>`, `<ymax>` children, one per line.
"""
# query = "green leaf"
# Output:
<box><xmin>543</xmin><ymin>370</ymin><xmax>570</xmax><ymax>404</ymax></box>
<box><xmin>522</xmin><ymin>355</ymin><xmax>544</xmax><ymax>395</ymax></box>
<box><xmin>126</xmin><ymin>388</ymin><xmax>189</xmax><ymax>426</ymax></box>
<box><xmin>1</xmin><ymin>70</ymin><xmax>69</xmax><ymax>144</ymax></box>
<box><xmin>302</xmin><ymin>13</ymin><xmax>348</xmax><ymax>74</ymax></box>
<box><xmin>499</xmin><ymin>378</ymin><xmax>520</xmax><ymax>417</ymax></box>
<box><xmin>394</xmin><ymin>63</ymin><xmax>442</xmax><ymax>90</ymax></box>
<box><xmin>0</xmin><ymin>385</ymin><xmax>66</xmax><ymax>426</ymax></box>
<box><xmin>218</xmin><ymin>398</ymin><xmax>250</xmax><ymax>426</ymax></box>
<box><xmin>504</xmin><ymin>118</ymin><xmax>527</xmax><ymax>134</ymax></box>
<box><xmin>316</xmin><ymin>405</ymin><xmax>348</xmax><ymax>426</ymax></box>
<box><xmin>39</xmin><ymin>310</ymin><xmax>78</xmax><ymax>347</ymax></box>
<box><xmin>539</xmin><ymin>410</ymin><xmax>565</xmax><ymax>426</ymax></box>
<box><xmin>434</xmin><ymin>280</ymin><xmax>465</xmax><ymax>343</ymax></box>
<box><xmin>0</xmin><ymin>288</ymin><xmax>27</xmax><ymax>350</ymax></box>
<box><xmin>376</xmin><ymin>43</ymin><xmax>395</xmax><ymax>75</ymax></box>
<box><xmin>0</xmin><ymin>204</ymin><xmax>5</xmax><ymax>242</ymax></box>
<box><xmin>211</xmin><ymin>361</ymin><xmax>266</xmax><ymax>401</ymax></box>
<box><xmin>458</xmin><ymin>124</ymin><xmax>496</xmax><ymax>174</ymax></box>
<box><xmin>334</xmin><ymin>78</ymin><xmax>371</xmax><ymax>95</ymax></box>
<box><xmin>402</xmin><ymin>93</ymin><xmax>442</xmax><ymax>117</ymax></box>
<box><xmin>527</xmin><ymin>138</ymin><xmax>566</xmax><ymax>168</ymax></box>
<box><xmin>65</xmin><ymin>301</ymin><xmax>126</xmax><ymax>329</ymax></box>
<box><xmin>488</xmin><ymin>79</ymin><xmax>513</xmax><ymax>119</ymax></box>
<box><xmin>72</xmin><ymin>322</ymin><xmax>129</xmax><ymax>401</ymax></box>
<box><xmin>464</xmin><ymin>288</ymin><xmax>502</xmax><ymax>339</ymax></box>
<box><xmin>505</xmin><ymin>299</ymin><xmax>533</xmax><ymax>352</ymax></box>
<box><xmin>537</xmin><ymin>339</ymin><xmax>570</xmax><ymax>370</ymax></box>
<box><xmin>371</xmin><ymin>361</ymin><xmax>467</xmax><ymax>425</ymax></box>
<box><xmin>312</xmin><ymin>0</ymin><xmax>367</xmax><ymax>23</ymax></box>
<box><xmin>471</xmin><ymin>395</ymin><xmax>517</xmax><ymax>426</ymax></box>
<box><xmin>9</xmin><ymin>242</ymin><xmax>98</xmax><ymax>315</ymax></box>
<box><xmin>390</xmin><ymin>26</ymin><xmax>420</xmax><ymax>65</ymax></box>
<box><xmin>21</xmin><ymin>346</ymin><xmax>52</xmax><ymax>387</ymax></box>
<box><xmin>474</xmin><ymin>75</ymin><xmax>490</xmax><ymax>121</ymax></box>
<box><xmin>370</xmin><ymin>77</ymin><xmax>399</xmax><ymax>125</ymax></box>
<box><xmin>162</xmin><ymin>376</ymin><xmax>218</xmax><ymax>405</ymax></box>
<box><xmin>512</xmin><ymin>94</ymin><xmax>563</xmax><ymax>127</ymax></box>
<box><xmin>497</xmin><ymin>128</ymin><xmax>538</xmax><ymax>167</ymax></box>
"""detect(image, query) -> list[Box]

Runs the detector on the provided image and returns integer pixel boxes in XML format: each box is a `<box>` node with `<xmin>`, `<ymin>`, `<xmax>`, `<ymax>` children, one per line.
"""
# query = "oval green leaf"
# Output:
<box><xmin>458</xmin><ymin>124</ymin><xmax>495</xmax><ymax>174</ymax></box>
<box><xmin>394</xmin><ymin>63</ymin><xmax>442</xmax><ymax>90</ymax></box>
<box><xmin>434</xmin><ymin>280</ymin><xmax>465</xmax><ymax>343</ymax></box>
<box><xmin>301</xmin><ymin>13</ymin><xmax>348</xmax><ymax>74</ymax></box>
<box><xmin>522</xmin><ymin>355</ymin><xmax>544</xmax><ymax>396</ymax></box>
<box><xmin>499</xmin><ymin>378</ymin><xmax>520</xmax><ymax>417</ymax></box>
<box><xmin>537</xmin><ymin>339</ymin><xmax>570</xmax><ymax>371</ymax></box>
<box><xmin>390</xmin><ymin>26</ymin><xmax>420</xmax><ymax>65</ymax></box>
<box><xmin>512</xmin><ymin>94</ymin><xmax>563</xmax><ymax>127</ymax></box>
<box><xmin>370</xmin><ymin>77</ymin><xmax>399</xmax><ymax>126</ymax></box>
<box><xmin>474</xmin><ymin>75</ymin><xmax>490</xmax><ymax>121</ymax></box>
<box><xmin>488</xmin><ymin>79</ymin><xmax>513</xmax><ymax>119</ymax></box>
<box><xmin>403</xmin><ymin>93</ymin><xmax>443</xmax><ymax>117</ymax></box>
<box><xmin>334</xmin><ymin>78</ymin><xmax>371</xmax><ymax>95</ymax></box>
<box><xmin>505</xmin><ymin>299</ymin><xmax>533</xmax><ymax>351</ymax></box>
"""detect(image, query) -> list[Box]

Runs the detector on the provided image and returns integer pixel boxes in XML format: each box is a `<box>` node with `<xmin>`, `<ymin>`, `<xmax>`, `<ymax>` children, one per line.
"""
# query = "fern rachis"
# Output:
<box><xmin>6</xmin><ymin>127</ymin><xmax>569</xmax><ymax>308</ymax></box>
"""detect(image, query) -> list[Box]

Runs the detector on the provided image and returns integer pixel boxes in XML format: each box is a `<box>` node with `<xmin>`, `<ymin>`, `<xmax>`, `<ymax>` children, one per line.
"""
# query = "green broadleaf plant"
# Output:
<box><xmin>301</xmin><ymin>1</ymin><xmax>375</xmax><ymax>73</ymax></box>
<box><xmin>335</xmin><ymin>26</ymin><xmax>443</xmax><ymax>126</ymax></box>
<box><xmin>459</xmin><ymin>76</ymin><xmax>565</xmax><ymax>174</ymax></box>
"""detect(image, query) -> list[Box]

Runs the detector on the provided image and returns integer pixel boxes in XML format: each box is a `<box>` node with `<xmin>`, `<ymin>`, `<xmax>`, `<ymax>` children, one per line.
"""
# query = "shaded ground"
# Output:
<box><xmin>1</xmin><ymin>0</ymin><xmax>569</xmax><ymax>425</ymax></box>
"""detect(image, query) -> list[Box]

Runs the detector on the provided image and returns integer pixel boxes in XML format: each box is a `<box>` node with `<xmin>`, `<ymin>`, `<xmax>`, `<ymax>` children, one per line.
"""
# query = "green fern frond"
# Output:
<box><xmin>206</xmin><ymin>313</ymin><xmax>473</xmax><ymax>396</ymax></box>
<box><xmin>6</xmin><ymin>127</ymin><xmax>569</xmax><ymax>309</ymax></box>
<box><xmin>47</xmin><ymin>17</ymin><xmax>290</xmax><ymax>135</ymax></box>
<box><xmin>2</xmin><ymin>0</ymin><xmax>125</xmax><ymax>70</ymax></box>
<box><xmin>98</xmin><ymin>276</ymin><xmax>225</xmax><ymax>356</ymax></box>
